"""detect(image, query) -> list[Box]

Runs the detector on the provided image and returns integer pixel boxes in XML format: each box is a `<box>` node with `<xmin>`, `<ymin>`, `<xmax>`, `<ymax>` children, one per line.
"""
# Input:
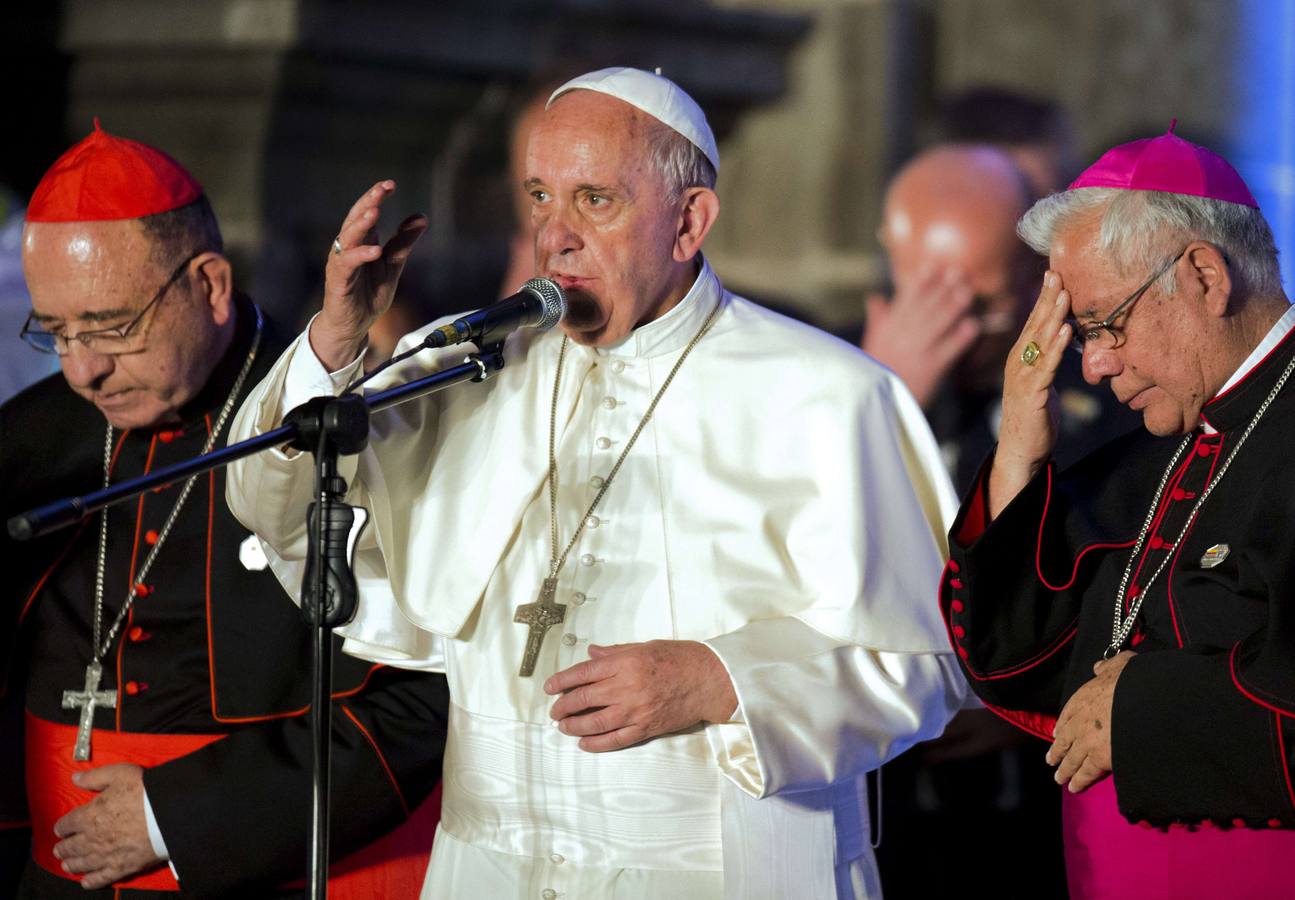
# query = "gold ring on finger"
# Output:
<box><xmin>331</xmin><ymin>238</ymin><xmax>344</xmax><ymax>256</ymax></box>
<box><xmin>1021</xmin><ymin>341</ymin><xmax>1041</xmax><ymax>366</ymax></box>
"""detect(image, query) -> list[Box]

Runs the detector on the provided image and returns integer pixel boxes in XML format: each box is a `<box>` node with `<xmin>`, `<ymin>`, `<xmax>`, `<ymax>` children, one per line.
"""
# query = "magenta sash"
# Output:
<box><xmin>1062</xmin><ymin>776</ymin><xmax>1295</xmax><ymax>899</ymax></box>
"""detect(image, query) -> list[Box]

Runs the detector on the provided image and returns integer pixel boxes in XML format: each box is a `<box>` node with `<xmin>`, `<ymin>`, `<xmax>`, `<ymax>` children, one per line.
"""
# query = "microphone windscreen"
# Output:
<box><xmin>521</xmin><ymin>278</ymin><xmax>566</xmax><ymax>331</ymax></box>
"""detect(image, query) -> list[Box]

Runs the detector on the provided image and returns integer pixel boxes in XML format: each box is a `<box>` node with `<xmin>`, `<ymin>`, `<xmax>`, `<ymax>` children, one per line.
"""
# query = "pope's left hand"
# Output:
<box><xmin>1046</xmin><ymin>650</ymin><xmax>1136</xmax><ymax>793</ymax></box>
<box><xmin>52</xmin><ymin>763</ymin><xmax>164</xmax><ymax>889</ymax></box>
<box><xmin>545</xmin><ymin>640</ymin><xmax>739</xmax><ymax>752</ymax></box>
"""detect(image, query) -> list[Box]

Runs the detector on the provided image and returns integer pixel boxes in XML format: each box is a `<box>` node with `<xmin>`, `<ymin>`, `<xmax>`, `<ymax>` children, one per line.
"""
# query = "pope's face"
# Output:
<box><xmin>525</xmin><ymin>91</ymin><xmax>686</xmax><ymax>347</ymax></box>
<box><xmin>22</xmin><ymin>220</ymin><xmax>229</xmax><ymax>430</ymax></box>
<box><xmin>1054</xmin><ymin>217</ymin><xmax>1212</xmax><ymax>436</ymax></box>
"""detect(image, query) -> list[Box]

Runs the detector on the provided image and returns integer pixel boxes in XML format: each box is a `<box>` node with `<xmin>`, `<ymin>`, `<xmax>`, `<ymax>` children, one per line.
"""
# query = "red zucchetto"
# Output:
<box><xmin>26</xmin><ymin>119</ymin><xmax>204</xmax><ymax>223</ymax></box>
<box><xmin>1068</xmin><ymin>120</ymin><xmax>1258</xmax><ymax>208</ymax></box>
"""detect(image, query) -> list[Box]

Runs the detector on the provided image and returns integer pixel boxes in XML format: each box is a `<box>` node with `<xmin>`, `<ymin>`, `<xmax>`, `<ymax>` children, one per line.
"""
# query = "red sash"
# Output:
<box><xmin>26</xmin><ymin>711</ymin><xmax>439</xmax><ymax>896</ymax></box>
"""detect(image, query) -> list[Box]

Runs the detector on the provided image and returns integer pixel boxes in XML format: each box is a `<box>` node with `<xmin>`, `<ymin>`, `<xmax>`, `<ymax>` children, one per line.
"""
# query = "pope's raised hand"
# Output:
<box><xmin>988</xmin><ymin>270</ymin><xmax>1072</xmax><ymax>518</ymax></box>
<box><xmin>310</xmin><ymin>180</ymin><xmax>428</xmax><ymax>371</ymax></box>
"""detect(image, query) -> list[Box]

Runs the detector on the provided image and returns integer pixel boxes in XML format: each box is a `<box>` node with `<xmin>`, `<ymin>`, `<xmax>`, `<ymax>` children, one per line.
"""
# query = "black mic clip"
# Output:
<box><xmin>283</xmin><ymin>393</ymin><xmax>370</xmax><ymax>455</ymax></box>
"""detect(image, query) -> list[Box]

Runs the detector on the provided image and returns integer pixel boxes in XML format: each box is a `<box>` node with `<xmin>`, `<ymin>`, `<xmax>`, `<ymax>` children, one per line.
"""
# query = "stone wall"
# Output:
<box><xmin>30</xmin><ymin>0</ymin><xmax>1268</xmax><ymax>328</ymax></box>
<box><xmin>706</xmin><ymin>0</ymin><xmax>1246</xmax><ymax>331</ymax></box>
<box><xmin>54</xmin><ymin>0</ymin><xmax>808</xmax><ymax>323</ymax></box>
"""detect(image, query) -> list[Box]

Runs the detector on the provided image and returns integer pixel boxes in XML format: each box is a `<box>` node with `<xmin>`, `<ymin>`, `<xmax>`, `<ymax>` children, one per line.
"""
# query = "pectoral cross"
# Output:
<box><xmin>514</xmin><ymin>577</ymin><xmax>567</xmax><ymax>677</ymax></box>
<box><xmin>62</xmin><ymin>660</ymin><xmax>117</xmax><ymax>761</ymax></box>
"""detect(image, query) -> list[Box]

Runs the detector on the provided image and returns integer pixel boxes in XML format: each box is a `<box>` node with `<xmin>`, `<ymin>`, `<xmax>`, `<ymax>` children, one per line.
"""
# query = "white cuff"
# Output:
<box><xmin>141</xmin><ymin>785</ymin><xmax>170</xmax><ymax>862</ymax></box>
<box><xmin>280</xmin><ymin>312</ymin><xmax>366</xmax><ymax>417</ymax></box>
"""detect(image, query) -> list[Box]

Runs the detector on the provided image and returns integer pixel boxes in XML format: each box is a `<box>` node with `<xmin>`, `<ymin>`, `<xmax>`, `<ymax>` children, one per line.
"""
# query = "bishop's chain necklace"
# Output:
<box><xmin>513</xmin><ymin>300</ymin><xmax>720</xmax><ymax>677</ymax></box>
<box><xmin>1105</xmin><ymin>351</ymin><xmax>1295</xmax><ymax>659</ymax></box>
<box><xmin>62</xmin><ymin>307</ymin><xmax>263</xmax><ymax>760</ymax></box>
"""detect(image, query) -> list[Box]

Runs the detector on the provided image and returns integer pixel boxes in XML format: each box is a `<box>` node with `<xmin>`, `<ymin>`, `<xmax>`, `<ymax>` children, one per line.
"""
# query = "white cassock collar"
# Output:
<box><xmin>579</xmin><ymin>257</ymin><xmax>722</xmax><ymax>361</ymax></box>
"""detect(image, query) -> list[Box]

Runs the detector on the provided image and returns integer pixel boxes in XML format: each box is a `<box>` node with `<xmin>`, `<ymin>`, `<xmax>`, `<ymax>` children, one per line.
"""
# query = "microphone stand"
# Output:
<box><xmin>9</xmin><ymin>344</ymin><xmax>506</xmax><ymax>899</ymax></box>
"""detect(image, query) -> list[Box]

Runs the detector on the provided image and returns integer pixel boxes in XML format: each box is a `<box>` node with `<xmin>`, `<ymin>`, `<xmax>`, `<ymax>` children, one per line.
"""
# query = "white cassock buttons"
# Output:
<box><xmin>549</xmin><ymin>852</ymin><xmax>565</xmax><ymax>865</ymax></box>
<box><xmin>611</xmin><ymin>359</ymin><xmax>626</xmax><ymax>373</ymax></box>
<box><xmin>596</xmin><ymin>436</ymin><xmax>612</xmax><ymax>450</ymax></box>
<box><xmin>585</xmin><ymin>515</ymin><xmax>600</xmax><ymax>529</ymax></box>
<box><xmin>589</xmin><ymin>475</ymin><xmax>605</xmax><ymax>489</ymax></box>
<box><xmin>580</xmin><ymin>553</ymin><xmax>596</xmax><ymax>567</ymax></box>
<box><xmin>571</xmin><ymin>592</ymin><xmax>586</xmax><ymax>606</ymax></box>
<box><xmin>602</xmin><ymin>396</ymin><xmax>617</xmax><ymax>410</ymax></box>
<box><xmin>562</xmin><ymin>633</ymin><xmax>578</xmax><ymax>646</ymax></box>
<box><xmin>542</xmin><ymin>890</ymin><xmax>557</xmax><ymax>900</ymax></box>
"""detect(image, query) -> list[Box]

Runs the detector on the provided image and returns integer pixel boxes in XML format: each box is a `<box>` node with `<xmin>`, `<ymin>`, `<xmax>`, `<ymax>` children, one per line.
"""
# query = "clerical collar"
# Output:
<box><xmin>1200</xmin><ymin>302</ymin><xmax>1295</xmax><ymax>433</ymax></box>
<box><xmin>582</xmin><ymin>257</ymin><xmax>723</xmax><ymax>361</ymax></box>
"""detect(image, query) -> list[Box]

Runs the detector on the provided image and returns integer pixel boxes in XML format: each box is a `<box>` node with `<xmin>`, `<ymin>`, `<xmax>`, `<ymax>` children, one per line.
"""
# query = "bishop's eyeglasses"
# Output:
<box><xmin>1065</xmin><ymin>249</ymin><xmax>1185</xmax><ymax>354</ymax></box>
<box><xmin>20</xmin><ymin>250</ymin><xmax>200</xmax><ymax>356</ymax></box>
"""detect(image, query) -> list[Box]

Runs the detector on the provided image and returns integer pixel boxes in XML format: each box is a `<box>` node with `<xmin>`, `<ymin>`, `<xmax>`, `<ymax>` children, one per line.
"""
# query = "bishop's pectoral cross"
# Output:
<box><xmin>514</xmin><ymin>577</ymin><xmax>567</xmax><ymax>677</ymax></box>
<box><xmin>62</xmin><ymin>660</ymin><xmax>117</xmax><ymax>761</ymax></box>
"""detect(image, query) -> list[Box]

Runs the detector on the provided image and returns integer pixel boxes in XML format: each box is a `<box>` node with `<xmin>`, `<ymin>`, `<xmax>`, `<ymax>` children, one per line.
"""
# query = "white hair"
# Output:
<box><xmin>1017</xmin><ymin>187</ymin><xmax>1282</xmax><ymax>297</ymax></box>
<box><xmin>649</xmin><ymin>124</ymin><xmax>716</xmax><ymax>200</ymax></box>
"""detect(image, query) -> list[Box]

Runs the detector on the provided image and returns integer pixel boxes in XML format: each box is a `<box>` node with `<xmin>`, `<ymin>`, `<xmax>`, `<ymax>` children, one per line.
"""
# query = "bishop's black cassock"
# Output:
<box><xmin>941</xmin><ymin>325</ymin><xmax>1295</xmax><ymax>831</ymax></box>
<box><xmin>0</xmin><ymin>297</ymin><xmax>449</xmax><ymax>899</ymax></box>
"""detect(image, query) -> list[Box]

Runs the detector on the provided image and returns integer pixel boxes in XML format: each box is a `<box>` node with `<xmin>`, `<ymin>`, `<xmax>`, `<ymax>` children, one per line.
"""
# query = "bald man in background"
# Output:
<box><xmin>862</xmin><ymin>144</ymin><xmax>1138</xmax><ymax>898</ymax></box>
<box><xmin>864</xmin><ymin>145</ymin><xmax>1138</xmax><ymax>490</ymax></box>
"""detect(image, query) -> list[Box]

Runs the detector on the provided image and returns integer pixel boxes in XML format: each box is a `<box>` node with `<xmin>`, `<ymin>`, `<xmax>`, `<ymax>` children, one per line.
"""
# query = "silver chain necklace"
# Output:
<box><xmin>512</xmin><ymin>299</ymin><xmax>720</xmax><ymax>676</ymax></box>
<box><xmin>62</xmin><ymin>307</ymin><xmax>263</xmax><ymax>759</ymax></box>
<box><xmin>1106</xmin><ymin>351</ymin><xmax>1295</xmax><ymax>659</ymax></box>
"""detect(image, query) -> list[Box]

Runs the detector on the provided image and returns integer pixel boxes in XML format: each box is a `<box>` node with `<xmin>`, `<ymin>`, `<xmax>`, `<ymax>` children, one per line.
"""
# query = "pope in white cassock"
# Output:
<box><xmin>226</xmin><ymin>68</ymin><xmax>969</xmax><ymax>899</ymax></box>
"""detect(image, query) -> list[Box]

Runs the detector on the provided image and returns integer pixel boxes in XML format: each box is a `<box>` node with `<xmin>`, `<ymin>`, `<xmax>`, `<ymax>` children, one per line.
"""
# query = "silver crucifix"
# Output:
<box><xmin>514</xmin><ymin>577</ymin><xmax>567</xmax><ymax>677</ymax></box>
<box><xmin>62</xmin><ymin>660</ymin><xmax>117</xmax><ymax>761</ymax></box>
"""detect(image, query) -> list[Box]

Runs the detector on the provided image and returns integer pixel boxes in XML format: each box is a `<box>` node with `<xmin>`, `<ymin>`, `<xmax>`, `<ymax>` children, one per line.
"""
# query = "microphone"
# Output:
<box><xmin>423</xmin><ymin>277</ymin><xmax>566</xmax><ymax>349</ymax></box>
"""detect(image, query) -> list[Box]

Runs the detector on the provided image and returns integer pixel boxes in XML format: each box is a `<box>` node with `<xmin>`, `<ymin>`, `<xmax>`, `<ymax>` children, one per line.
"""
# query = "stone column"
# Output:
<box><xmin>707</xmin><ymin>0</ymin><xmax>925</xmax><ymax>333</ymax></box>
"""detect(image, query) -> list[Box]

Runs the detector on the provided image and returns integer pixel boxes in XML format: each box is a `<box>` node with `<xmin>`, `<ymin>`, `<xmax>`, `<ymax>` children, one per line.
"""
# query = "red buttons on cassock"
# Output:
<box><xmin>957</xmin><ymin>646</ymin><xmax>969</xmax><ymax>660</ymax></box>
<box><xmin>158</xmin><ymin>430</ymin><xmax>175</xmax><ymax>443</ymax></box>
<box><xmin>134</xmin><ymin>583</ymin><xmax>152</xmax><ymax>598</ymax></box>
<box><xmin>1128</xmin><ymin>585</ymin><xmax>1140</xmax><ymax>598</ymax></box>
<box><xmin>125</xmin><ymin>681</ymin><xmax>147</xmax><ymax>695</ymax></box>
<box><xmin>144</xmin><ymin>529</ymin><xmax>159</xmax><ymax>545</ymax></box>
<box><xmin>949</xmin><ymin>578</ymin><xmax>964</xmax><ymax>590</ymax></box>
<box><xmin>1149</xmin><ymin>535</ymin><xmax>1164</xmax><ymax>549</ymax></box>
<box><xmin>1171</xmin><ymin>487</ymin><xmax>1186</xmax><ymax>501</ymax></box>
<box><xmin>953</xmin><ymin>625</ymin><xmax>966</xmax><ymax>639</ymax></box>
<box><xmin>1168</xmin><ymin>822</ymin><xmax>1187</xmax><ymax>831</ymax></box>
<box><xmin>1199</xmin><ymin>819</ymin><xmax>1216</xmax><ymax>830</ymax></box>
<box><xmin>1196</xmin><ymin>443</ymin><xmax>1213</xmax><ymax>457</ymax></box>
<box><xmin>951</xmin><ymin>600</ymin><xmax>965</xmax><ymax>614</ymax></box>
<box><xmin>128</xmin><ymin>626</ymin><xmax>150</xmax><ymax>642</ymax></box>
<box><xmin>1233</xmin><ymin>818</ymin><xmax>1247</xmax><ymax>828</ymax></box>
<box><xmin>1138</xmin><ymin>820</ymin><xmax>1153</xmax><ymax>829</ymax></box>
<box><xmin>948</xmin><ymin>560</ymin><xmax>960</xmax><ymax>574</ymax></box>
<box><xmin>1268</xmin><ymin>819</ymin><xmax>1283</xmax><ymax>828</ymax></box>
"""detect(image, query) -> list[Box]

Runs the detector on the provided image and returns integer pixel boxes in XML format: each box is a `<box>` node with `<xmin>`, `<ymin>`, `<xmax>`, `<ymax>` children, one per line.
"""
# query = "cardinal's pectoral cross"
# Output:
<box><xmin>514</xmin><ymin>577</ymin><xmax>567</xmax><ymax>677</ymax></box>
<box><xmin>62</xmin><ymin>660</ymin><xmax>117</xmax><ymax>761</ymax></box>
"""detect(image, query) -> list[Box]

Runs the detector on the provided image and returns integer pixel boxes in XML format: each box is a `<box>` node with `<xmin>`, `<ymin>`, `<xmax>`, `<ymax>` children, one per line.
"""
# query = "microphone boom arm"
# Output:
<box><xmin>7</xmin><ymin>345</ymin><xmax>506</xmax><ymax>541</ymax></box>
